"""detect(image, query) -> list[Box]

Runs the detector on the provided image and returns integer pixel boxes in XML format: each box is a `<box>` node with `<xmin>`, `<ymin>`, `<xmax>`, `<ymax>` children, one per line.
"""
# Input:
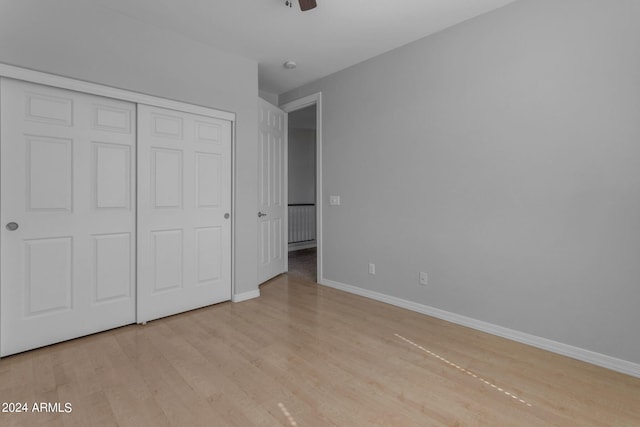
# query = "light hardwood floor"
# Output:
<box><xmin>1</xmin><ymin>274</ymin><xmax>639</xmax><ymax>426</ymax></box>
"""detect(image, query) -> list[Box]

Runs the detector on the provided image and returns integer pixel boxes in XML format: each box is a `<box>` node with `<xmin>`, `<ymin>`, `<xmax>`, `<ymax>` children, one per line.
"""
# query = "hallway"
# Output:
<box><xmin>288</xmin><ymin>247</ymin><xmax>316</xmax><ymax>283</ymax></box>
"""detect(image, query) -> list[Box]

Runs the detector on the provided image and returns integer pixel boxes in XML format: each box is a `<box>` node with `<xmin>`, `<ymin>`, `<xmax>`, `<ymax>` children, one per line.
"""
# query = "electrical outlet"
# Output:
<box><xmin>369</xmin><ymin>263</ymin><xmax>376</xmax><ymax>275</ymax></box>
<box><xmin>419</xmin><ymin>272</ymin><xmax>428</xmax><ymax>286</ymax></box>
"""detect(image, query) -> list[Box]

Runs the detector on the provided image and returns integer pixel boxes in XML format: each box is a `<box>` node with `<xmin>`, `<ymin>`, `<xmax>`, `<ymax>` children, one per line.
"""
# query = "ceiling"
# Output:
<box><xmin>94</xmin><ymin>0</ymin><xmax>518</xmax><ymax>95</ymax></box>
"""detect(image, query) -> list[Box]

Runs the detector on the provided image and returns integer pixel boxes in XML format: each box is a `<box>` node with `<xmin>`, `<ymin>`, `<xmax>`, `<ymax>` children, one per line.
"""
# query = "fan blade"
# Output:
<box><xmin>299</xmin><ymin>0</ymin><xmax>317</xmax><ymax>11</ymax></box>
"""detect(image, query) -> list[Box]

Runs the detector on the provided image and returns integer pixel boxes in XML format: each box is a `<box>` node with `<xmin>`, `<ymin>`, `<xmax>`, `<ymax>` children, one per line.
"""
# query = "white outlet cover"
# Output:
<box><xmin>330</xmin><ymin>195</ymin><xmax>341</xmax><ymax>206</ymax></box>
<box><xmin>419</xmin><ymin>272</ymin><xmax>428</xmax><ymax>285</ymax></box>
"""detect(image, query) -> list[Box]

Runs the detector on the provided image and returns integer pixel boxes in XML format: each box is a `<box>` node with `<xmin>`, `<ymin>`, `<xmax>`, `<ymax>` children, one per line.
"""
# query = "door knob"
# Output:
<box><xmin>224</xmin><ymin>213</ymin><xmax>230</xmax><ymax>219</ymax></box>
<box><xmin>6</xmin><ymin>222</ymin><xmax>19</xmax><ymax>231</ymax></box>
<box><xmin>258</xmin><ymin>212</ymin><xmax>267</xmax><ymax>218</ymax></box>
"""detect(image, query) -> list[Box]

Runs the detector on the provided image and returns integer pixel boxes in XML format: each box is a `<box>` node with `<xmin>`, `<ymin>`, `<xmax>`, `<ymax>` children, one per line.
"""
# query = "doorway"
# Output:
<box><xmin>281</xmin><ymin>93</ymin><xmax>322</xmax><ymax>284</ymax></box>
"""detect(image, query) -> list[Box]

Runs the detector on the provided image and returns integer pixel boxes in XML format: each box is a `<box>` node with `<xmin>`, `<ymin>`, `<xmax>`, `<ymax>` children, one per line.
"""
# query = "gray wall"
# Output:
<box><xmin>0</xmin><ymin>0</ymin><xmax>260</xmax><ymax>295</ymax></box>
<box><xmin>281</xmin><ymin>0</ymin><xmax>640</xmax><ymax>364</ymax></box>
<box><xmin>259</xmin><ymin>90</ymin><xmax>279</xmax><ymax>106</ymax></box>
<box><xmin>288</xmin><ymin>128</ymin><xmax>316</xmax><ymax>204</ymax></box>
<box><xmin>288</xmin><ymin>106</ymin><xmax>316</xmax><ymax>205</ymax></box>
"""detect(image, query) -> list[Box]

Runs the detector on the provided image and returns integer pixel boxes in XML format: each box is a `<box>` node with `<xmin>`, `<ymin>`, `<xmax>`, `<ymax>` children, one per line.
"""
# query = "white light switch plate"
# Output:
<box><xmin>329</xmin><ymin>195</ymin><xmax>341</xmax><ymax>206</ymax></box>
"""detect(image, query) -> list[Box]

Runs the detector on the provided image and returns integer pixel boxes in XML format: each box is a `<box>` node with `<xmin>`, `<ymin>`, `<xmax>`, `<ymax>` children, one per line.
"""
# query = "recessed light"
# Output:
<box><xmin>283</xmin><ymin>61</ymin><xmax>297</xmax><ymax>70</ymax></box>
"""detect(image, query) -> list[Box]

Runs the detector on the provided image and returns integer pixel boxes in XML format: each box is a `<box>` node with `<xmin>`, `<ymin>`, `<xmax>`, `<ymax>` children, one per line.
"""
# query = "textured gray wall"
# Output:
<box><xmin>0</xmin><ymin>0</ymin><xmax>260</xmax><ymax>295</ymax></box>
<box><xmin>281</xmin><ymin>0</ymin><xmax>640</xmax><ymax>364</ymax></box>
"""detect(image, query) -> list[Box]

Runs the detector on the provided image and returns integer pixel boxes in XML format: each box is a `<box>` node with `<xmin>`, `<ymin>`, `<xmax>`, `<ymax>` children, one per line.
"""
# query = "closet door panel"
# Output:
<box><xmin>137</xmin><ymin>105</ymin><xmax>231</xmax><ymax>323</ymax></box>
<box><xmin>0</xmin><ymin>78</ymin><xmax>136</xmax><ymax>357</ymax></box>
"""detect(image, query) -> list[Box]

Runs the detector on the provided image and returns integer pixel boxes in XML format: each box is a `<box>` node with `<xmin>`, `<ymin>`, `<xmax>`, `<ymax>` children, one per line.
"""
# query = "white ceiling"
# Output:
<box><xmin>94</xmin><ymin>0</ymin><xmax>518</xmax><ymax>95</ymax></box>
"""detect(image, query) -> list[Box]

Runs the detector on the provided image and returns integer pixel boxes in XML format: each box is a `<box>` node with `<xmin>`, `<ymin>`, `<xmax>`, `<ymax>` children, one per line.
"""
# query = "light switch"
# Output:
<box><xmin>329</xmin><ymin>195</ymin><xmax>341</xmax><ymax>206</ymax></box>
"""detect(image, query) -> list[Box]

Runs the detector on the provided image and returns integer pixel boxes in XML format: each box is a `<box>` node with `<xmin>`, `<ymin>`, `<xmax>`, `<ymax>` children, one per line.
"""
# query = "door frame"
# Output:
<box><xmin>0</xmin><ymin>63</ymin><xmax>238</xmax><ymax>316</ymax></box>
<box><xmin>280</xmin><ymin>92</ymin><xmax>323</xmax><ymax>282</ymax></box>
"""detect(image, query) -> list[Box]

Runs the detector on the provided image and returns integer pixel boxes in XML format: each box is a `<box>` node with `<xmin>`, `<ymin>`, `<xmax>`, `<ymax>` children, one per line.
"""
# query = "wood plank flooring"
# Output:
<box><xmin>1</xmin><ymin>274</ymin><xmax>639</xmax><ymax>426</ymax></box>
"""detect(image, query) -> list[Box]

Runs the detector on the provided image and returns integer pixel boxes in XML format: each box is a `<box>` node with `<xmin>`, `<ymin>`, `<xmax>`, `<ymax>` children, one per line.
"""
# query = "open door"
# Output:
<box><xmin>257</xmin><ymin>99</ymin><xmax>287</xmax><ymax>283</ymax></box>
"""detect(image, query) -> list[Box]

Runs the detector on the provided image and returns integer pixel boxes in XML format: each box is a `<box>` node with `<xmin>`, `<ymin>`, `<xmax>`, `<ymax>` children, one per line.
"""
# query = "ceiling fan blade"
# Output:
<box><xmin>299</xmin><ymin>0</ymin><xmax>317</xmax><ymax>11</ymax></box>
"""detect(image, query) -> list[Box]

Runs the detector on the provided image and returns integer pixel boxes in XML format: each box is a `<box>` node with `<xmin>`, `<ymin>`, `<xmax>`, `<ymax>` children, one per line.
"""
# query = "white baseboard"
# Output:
<box><xmin>288</xmin><ymin>241</ymin><xmax>317</xmax><ymax>252</ymax></box>
<box><xmin>319</xmin><ymin>278</ymin><xmax>640</xmax><ymax>379</ymax></box>
<box><xmin>232</xmin><ymin>289</ymin><xmax>260</xmax><ymax>303</ymax></box>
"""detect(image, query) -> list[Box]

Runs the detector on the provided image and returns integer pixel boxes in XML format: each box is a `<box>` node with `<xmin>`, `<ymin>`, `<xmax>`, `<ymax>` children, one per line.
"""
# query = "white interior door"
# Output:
<box><xmin>257</xmin><ymin>99</ymin><xmax>287</xmax><ymax>283</ymax></box>
<box><xmin>137</xmin><ymin>105</ymin><xmax>231</xmax><ymax>323</ymax></box>
<box><xmin>0</xmin><ymin>78</ymin><xmax>136</xmax><ymax>356</ymax></box>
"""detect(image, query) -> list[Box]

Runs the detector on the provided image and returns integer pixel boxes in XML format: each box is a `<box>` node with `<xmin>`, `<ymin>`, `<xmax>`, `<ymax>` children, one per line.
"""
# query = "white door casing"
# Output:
<box><xmin>257</xmin><ymin>99</ymin><xmax>287</xmax><ymax>284</ymax></box>
<box><xmin>280</xmin><ymin>92</ymin><xmax>323</xmax><ymax>284</ymax></box>
<box><xmin>137</xmin><ymin>105</ymin><xmax>232</xmax><ymax>323</ymax></box>
<box><xmin>0</xmin><ymin>78</ymin><xmax>136</xmax><ymax>356</ymax></box>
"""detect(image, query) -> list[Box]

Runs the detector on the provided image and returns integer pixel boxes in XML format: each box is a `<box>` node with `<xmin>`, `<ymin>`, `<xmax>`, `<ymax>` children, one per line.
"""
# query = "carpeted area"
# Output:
<box><xmin>288</xmin><ymin>247</ymin><xmax>316</xmax><ymax>282</ymax></box>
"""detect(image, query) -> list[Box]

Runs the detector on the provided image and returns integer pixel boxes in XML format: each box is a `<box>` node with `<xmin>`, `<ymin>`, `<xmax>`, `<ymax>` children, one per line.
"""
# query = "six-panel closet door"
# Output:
<box><xmin>0</xmin><ymin>78</ymin><xmax>233</xmax><ymax>357</ymax></box>
<box><xmin>136</xmin><ymin>105</ymin><xmax>232</xmax><ymax>323</ymax></box>
<box><xmin>0</xmin><ymin>78</ymin><xmax>137</xmax><ymax>356</ymax></box>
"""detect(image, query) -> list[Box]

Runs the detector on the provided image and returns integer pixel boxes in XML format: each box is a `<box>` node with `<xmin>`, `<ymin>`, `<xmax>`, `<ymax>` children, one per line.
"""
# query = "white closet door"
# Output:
<box><xmin>0</xmin><ymin>78</ymin><xmax>136</xmax><ymax>357</ymax></box>
<box><xmin>137</xmin><ymin>105</ymin><xmax>231</xmax><ymax>323</ymax></box>
<box><xmin>257</xmin><ymin>99</ymin><xmax>286</xmax><ymax>284</ymax></box>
